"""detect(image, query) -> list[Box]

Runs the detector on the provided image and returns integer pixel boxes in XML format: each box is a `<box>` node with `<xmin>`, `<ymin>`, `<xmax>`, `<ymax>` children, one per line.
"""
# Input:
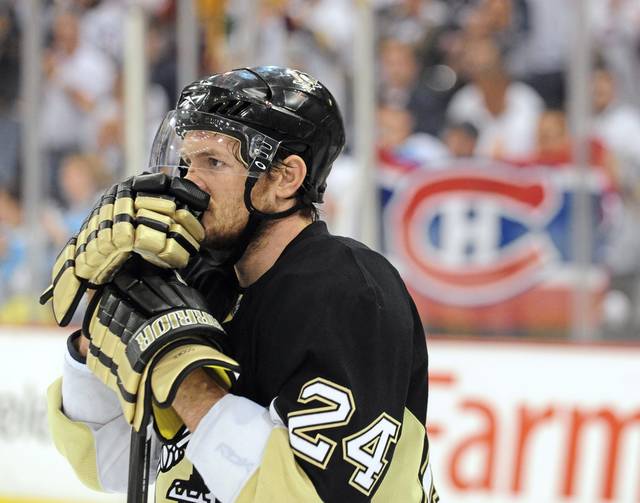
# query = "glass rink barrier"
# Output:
<box><xmin>3</xmin><ymin>1</ymin><xmax>640</xmax><ymax>502</ymax></box>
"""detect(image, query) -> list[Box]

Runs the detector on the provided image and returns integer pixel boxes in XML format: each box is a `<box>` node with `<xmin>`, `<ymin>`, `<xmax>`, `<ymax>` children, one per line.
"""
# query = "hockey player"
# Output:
<box><xmin>44</xmin><ymin>66</ymin><xmax>438</xmax><ymax>502</ymax></box>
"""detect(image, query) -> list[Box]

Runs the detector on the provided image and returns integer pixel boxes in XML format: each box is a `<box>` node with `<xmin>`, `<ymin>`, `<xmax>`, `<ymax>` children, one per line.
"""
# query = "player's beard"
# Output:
<box><xmin>200</xmin><ymin>196</ymin><xmax>270</xmax><ymax>253</ymax></box>
<box><xmin>200</xmin><ymin>180</ymin><xmax>275</xmax><ymax>259</ymax></box>
<box><xmin>200</xmin><ymin>210</ymin><xmax>272</xmax><ymax>266</ymax></box>
<box><xmin>201</xmin><ymin>209</ymin><xmax>249</xmax><ymax>251</ymax></box>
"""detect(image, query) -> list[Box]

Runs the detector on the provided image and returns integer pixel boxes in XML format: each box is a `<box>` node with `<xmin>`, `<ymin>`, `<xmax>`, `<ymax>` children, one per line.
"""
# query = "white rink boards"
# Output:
<box><xmin>0</xmin><ymin>327</ymin><xmax>123</xmax><ymax>503</ymax></box>
<box><xmin>0</xmin><ymin>327</ymin><xmax>639</xmax><ymax>502</ymax></box>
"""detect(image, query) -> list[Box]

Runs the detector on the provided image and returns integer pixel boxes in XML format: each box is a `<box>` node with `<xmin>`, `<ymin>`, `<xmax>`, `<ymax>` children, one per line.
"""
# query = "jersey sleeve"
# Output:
<box><xmin>47</xmin><ymin>331</ymin><xmax>161</xmax><ymax>493</ymax></box>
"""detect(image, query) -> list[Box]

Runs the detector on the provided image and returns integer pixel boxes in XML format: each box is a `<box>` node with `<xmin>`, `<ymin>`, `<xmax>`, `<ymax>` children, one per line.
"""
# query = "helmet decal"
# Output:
<box><xmin>178</xmin><ymin>88</ymin><xmax>210</xmax><ymax>111</ymax></box>
<box><xmin>286</xmin><ymin>69</ymin><xmax>323</xmax><ymax>93</ymax></box>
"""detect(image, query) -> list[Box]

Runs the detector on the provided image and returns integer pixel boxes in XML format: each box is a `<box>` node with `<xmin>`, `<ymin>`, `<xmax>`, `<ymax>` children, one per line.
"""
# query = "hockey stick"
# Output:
<box><xmin>127</xmin><ymin>428</ymin><xmax>151</xmax><ymax>503</ymax></box>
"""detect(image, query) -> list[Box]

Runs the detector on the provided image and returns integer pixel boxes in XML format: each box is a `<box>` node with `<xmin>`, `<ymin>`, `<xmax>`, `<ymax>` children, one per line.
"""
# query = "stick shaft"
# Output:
<box><xmin>127</xmin><ymin>429</ymin><xmax>151</xmax><ymax>503</ymax></box>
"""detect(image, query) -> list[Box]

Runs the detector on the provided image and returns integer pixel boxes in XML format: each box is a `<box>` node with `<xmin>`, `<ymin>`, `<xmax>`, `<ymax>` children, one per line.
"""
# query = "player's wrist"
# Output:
<box><xmin>67</xmin><ymin>330</ymin><xmax>88</xmax><ymax>362</ymax></box>
<box><xmin>77</xmin><ymin>333</ymin><xmax>90</xmax><ymax>358</ymax></box>
<box><xmin>172</xmin><ymin>368</ymin><xmax>227</xmax><ymax>432</ymax></box>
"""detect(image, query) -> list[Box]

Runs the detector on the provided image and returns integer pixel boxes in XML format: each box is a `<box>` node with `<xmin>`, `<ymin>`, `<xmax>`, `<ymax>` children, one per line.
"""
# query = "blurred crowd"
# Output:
<box><xmin>1</xmin><ymin>0</ymin><xmax>640</xmax><ymax>335</ymax></box>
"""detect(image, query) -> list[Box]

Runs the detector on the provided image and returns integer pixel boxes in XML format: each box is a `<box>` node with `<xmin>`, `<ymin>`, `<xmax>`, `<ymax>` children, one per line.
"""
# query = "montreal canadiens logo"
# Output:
<box><xmin>386</xmin><ymin>163</ymin><xmax>561</xmax><ymax>306</ymax></box>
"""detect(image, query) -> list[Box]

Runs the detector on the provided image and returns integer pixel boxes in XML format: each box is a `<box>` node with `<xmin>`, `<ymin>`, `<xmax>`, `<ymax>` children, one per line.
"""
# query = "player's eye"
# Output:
<box><xmin>207</xmin><ymin>157</ymin><xmax>227</xmax><ymax>170</ymax></box>
<box><xmin>181</xmin><ymin>156</ymin><xmax>192</xmax><ymax>167</ymax></box>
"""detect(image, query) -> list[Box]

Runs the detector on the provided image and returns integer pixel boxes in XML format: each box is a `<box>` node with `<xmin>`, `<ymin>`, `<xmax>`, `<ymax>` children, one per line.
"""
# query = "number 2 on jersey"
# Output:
<box><xmin>288</xmin><ymin>378</ymin><xmax>355</xmax><ymax>468</ymax></box>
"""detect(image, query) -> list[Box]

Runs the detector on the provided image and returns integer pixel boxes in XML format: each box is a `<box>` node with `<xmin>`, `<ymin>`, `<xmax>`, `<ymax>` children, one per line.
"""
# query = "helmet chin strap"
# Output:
<box><xmin>242</xmin><ymin>176</ymin><xmax>304</xmax><ymax>220</ymax></box>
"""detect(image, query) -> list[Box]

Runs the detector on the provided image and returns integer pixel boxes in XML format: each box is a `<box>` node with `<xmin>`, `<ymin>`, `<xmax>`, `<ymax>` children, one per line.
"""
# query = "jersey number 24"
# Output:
<box><xmin>287</xmin><ymin>377</ymin><xmax>401</xmax><ymax>496</ymax></box>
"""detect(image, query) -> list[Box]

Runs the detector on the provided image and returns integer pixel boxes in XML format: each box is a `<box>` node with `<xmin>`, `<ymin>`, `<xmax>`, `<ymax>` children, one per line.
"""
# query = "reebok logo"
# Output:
<box><xmin>215</xmin><ymin>443</ymin><xmax>255</xmax><ymax>475</ymax></box>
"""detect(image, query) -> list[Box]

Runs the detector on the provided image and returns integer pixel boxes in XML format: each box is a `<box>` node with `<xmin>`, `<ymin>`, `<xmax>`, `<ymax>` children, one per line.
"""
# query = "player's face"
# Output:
<box><xmin>182</xmin><ymin>131</ymin><xmax>258</xmax><ymax>250</ymax></box>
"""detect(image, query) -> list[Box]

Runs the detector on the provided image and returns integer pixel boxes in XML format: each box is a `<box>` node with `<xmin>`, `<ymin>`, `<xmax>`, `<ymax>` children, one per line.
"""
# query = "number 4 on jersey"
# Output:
<box><xmin>343</xmin><ymin>413</ymin><xmax>401</xmax><ymax>495</ymax></box>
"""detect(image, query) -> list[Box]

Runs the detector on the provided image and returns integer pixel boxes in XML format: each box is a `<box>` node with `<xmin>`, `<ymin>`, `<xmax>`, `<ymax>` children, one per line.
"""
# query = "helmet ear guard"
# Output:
<box><xmin>243</xmin><ymin>133</ymin><xmax>306</xmax><ymax>220</ymax></box>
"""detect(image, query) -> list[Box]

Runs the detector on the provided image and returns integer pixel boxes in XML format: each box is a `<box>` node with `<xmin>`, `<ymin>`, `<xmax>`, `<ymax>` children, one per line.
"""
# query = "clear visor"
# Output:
<box><xmin>148</xmin><ymin>109</ymin><xmax>282</xmax><ymax>178</ymax></box>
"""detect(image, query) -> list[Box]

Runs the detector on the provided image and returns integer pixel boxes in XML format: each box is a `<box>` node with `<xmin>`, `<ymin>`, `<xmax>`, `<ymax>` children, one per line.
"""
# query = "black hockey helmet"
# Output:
<box><xmin>151</xmin><ymin>66</ymin><xmax>345</xmax><ymax>207</ymax></box>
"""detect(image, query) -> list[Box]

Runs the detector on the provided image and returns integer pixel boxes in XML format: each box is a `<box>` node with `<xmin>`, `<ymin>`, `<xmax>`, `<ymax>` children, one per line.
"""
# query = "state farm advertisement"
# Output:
<box><xmin>427</xmin><ymin>338</ymin><xmax>640</xmax><ymax>503</ymax></box>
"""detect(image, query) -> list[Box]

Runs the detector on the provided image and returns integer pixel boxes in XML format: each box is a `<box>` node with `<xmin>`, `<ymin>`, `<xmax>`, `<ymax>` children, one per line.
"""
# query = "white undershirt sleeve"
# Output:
<box><xmin>62</xmin><ymin>349</ymin><xmax>122</xmax><ymax>425</ymax></box>
<box><xmin>61</xmin><ymin>349</ymin><xmax>160</xmax><ymax>492</ymax></box>
<box><xmin>185</xmin><ymin>394</ymin><xmax>277</xmax><ymax>503</ymax></box>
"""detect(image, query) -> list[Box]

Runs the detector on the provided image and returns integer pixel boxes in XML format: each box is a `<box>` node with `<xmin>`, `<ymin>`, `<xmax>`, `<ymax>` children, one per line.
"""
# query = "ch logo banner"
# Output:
<box><xmin>385</xmin><ymin>164</ymin><xmax>563</xmax><ymax>306</ymax></box>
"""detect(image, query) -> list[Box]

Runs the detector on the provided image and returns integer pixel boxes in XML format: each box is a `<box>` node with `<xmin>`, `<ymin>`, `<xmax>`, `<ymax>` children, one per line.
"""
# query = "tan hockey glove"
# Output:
<box><xmin>83</xmin><ymin>259</ymin><xmax>239</xmax><ymax>441</ymax></box>
<box><xmin>40</xmin><ymin>173</ymin><xmax>209</xmax><ymax>326</ymax></box>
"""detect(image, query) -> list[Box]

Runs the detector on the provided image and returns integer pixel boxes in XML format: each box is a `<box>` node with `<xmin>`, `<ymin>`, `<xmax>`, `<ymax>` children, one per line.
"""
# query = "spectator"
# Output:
<box><xmin>75</xmin><ymin>0</ymin><xmax>125</xmax><ymax>63</ymax></box>
<box><xmin>460</xmin><ymin>1</ymin><xmax>495</xmax><ymax>41</ymax></box>
<box><xmin>527</xmin><ymin>110</ymin><xmax>613</xmax><ymax>169</ymax></box>
<box><xmin>0</xmin><ymin>3</ymin><xmax>20</xmax><ymax>187</ymax></box>
<box><xmin>378</xmin><ymin>37</ymin><xmax>420</xmax><ymax>108</ymax></box>
<box><xmin>455</xmin><ymin>0</ymin><xmax>529</xmax><ymax>50</ymax></box>
<box><xmin>591</xmin><ymin>60</ymin><xmax>640</xmax><ymax>188</ymax></box>
<box><xmin>446</xmin><ymin>36</ymin><xmax>544</xmax><ymax>159</ymax></box>
<box><xmin>379</xmin><ymin>37</ymin><xmax>452</xmax><ymax>136</ymax></box>
<box><xmin>505</xmin><ymin>108</ymin><xmax>618</xmax><ymax>197</ymax></box>
<box><xmin>507</xmin><ymin>0</ymin><xmax>571</xmax><ymax>108</ymax></box>
<box><xmin>602</xmin><ymin>190</ymin><xmax>640</xmax><ymax>335</ymax></box>
<box><xmin>588</xmin><ymin>60</ymin><xmax>640</xmax><ymax>317</ymax></box>
<box><xmin>0</xmin><ymin>187</ymin><xmax>30</xmax><ymax>323</ymax></box>
<box><xmin>590</xmin><ymin>0</ymin><xmax>640</xmax><ymax>108</ymax></box>
<box><xmin>41</xmin><ymin>153</ymin><xmax>110</xmax><ymax>249</ymax></box>
<box><xmin>476</xmin><ymin>0</ymin><xmax>530</xmax><ymax>61</ymax></box>
<box><xmin>147</xmin><ymin>16</ymin><xmax>178</xmax><ymax>104</ymax></box>
<box><xmin>226</xmin><ymin>0</ymin><xmax>289</xmax><ymax>69</ymax></box>
<box><xmin>91</xmin><ymin>71</ymin><xmax>168</xmax><ymax>176</ymax></box>
<box><xmin>284</xmin><ymin>0</ymin><xmax>354</xmax><ymax>116</ymax></box>
<box><xmin>442</xmin><ymin>121</ymin><xmax>479</xmax><ymax>158</ymax></box>
<box><xmin>227</xmin><ymin>0</ymin><xmax>354</xmax><ymax>127</ymax></box>
<box><xmin>0</xmin><ymin>2</ymin><xmax>19</xmax><ymax>111</ymax></box>
<box><xmin>377</xmin><ymin>105</ymin><xmax>449</xmax><ymax>168</ymax></box>
<box><xmin>439</xmin><ymin>0</ymin><xmax>480</xmax><ymax>29</ymax></box>
<box><xmin>40</xmin><ymin>8</ymin><xmax>116</xmax><ymax>201</ymax></box>
<box><xmin>376</xmin><ymin>0</ymin><xmax>448</xmax><ymax>46</ymax></box>
<box><xmin>376</xmin><ymin>105</ymin><xmax>448</xmax><ymax>216</ymax></box>
<box><xmin>589</xmin><ymin>0</ymin><xmax>640</xmax><ymax>337</ymax></box>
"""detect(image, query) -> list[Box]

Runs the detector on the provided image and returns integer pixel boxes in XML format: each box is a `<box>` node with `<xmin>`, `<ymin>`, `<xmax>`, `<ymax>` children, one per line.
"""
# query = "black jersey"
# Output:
<box><xmin>220</xmin><ymin>221</ymin><xmax>437</xmax><ymax>502</ymax></box>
